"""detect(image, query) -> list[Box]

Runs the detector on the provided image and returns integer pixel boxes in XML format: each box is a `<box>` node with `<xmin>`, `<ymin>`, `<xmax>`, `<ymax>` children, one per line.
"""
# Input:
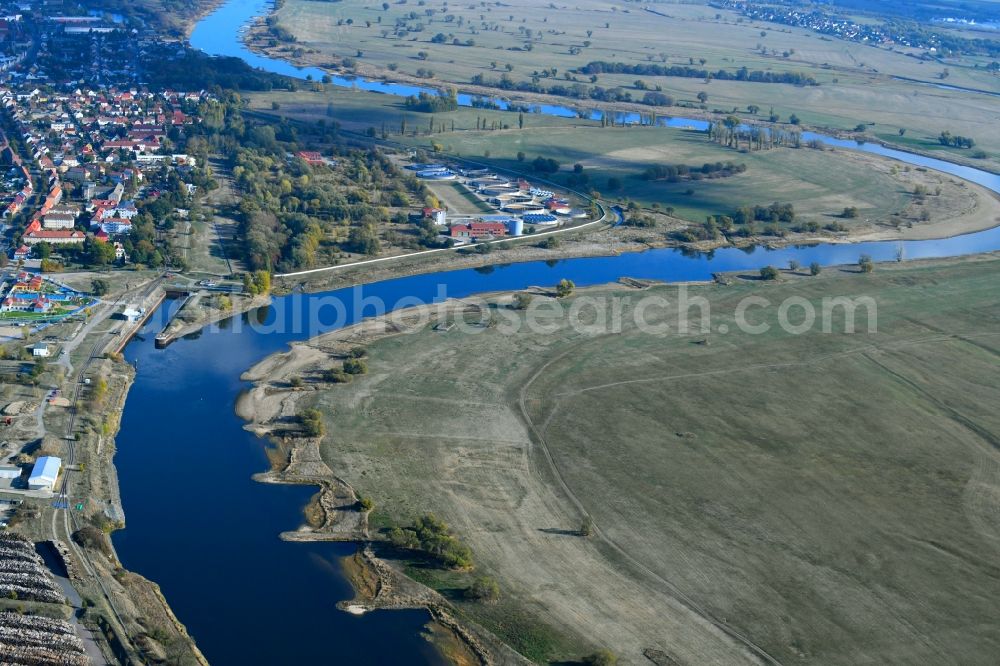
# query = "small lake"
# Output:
<box><xmin>106</xmin><ymin>1</ymin><xmax>1000</xmax><ymax>663</ymax></box>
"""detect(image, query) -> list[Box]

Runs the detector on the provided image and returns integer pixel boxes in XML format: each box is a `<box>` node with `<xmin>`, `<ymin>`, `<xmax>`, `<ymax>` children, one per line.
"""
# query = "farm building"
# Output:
<box><xmin>0</xmin><ymin>466</ymin><xmax>21</xmax><ymax>480</ymax></box>
<box><xmin>28</xmin><ymin>456</ymin><xmax>60</xmax><ymax>491</ymax></box>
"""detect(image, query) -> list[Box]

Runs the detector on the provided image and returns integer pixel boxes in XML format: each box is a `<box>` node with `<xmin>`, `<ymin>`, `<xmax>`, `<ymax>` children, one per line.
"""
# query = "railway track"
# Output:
<box><xmin>49</xmin><ymin>275</ymin><xmax>164</xmax><ymax>659</ymax></box>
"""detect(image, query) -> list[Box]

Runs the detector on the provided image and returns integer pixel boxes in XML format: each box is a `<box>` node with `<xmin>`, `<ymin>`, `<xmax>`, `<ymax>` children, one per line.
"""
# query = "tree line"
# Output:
<box><xmin>642</xmin><ymin>161</ymin><xmax>747</xmax><ymax>182</ymax></box>
<box><xmin>580</xmin><ymin>62</ymin><xmax>819</xmax><ymax>86</ymax></box>
<box><xmin>938</xmin><ymin>131</ymin><xmax>975</xmax><ymax>149</ymax></box>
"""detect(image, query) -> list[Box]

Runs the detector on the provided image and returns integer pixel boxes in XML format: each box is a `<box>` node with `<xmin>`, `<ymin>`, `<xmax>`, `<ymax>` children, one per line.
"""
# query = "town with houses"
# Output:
<box><xmin>715</xmin><ymin>0</ymin><xmax>1000</xmax><ymax>56</ymax></box>
<box><xmin>0</xmin><ymin>82</ymin><xmax>205</xmax><ymax>267</ymax></box>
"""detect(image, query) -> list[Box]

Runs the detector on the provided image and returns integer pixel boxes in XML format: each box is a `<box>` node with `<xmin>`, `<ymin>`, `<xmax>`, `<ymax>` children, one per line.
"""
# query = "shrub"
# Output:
<box><xmin>299</xmin><ymin>408</ymin><xmax>324</xmax><ymax>437</ymax></box>
<box><xmin>73</xmin><ymin>526</ymin><xmax>113</xmax><ymax>557</ymax></box>
<box><xmin>759</xmin><ymin>266</ymin><xmax>779</xmax><ymax>281</ymax></box>
<box><xmin>388</xmin><ymin>514</ymin><xmax>474</xmax><ymax>569</ymax></box>
<box><xmin>465</xmin><ymin>576</ymin><xmax>501</xmax><ymax>602</ymax></box>
<box><xmin>91</xmin><ymin>279</ymin><xmax>110</xmax><ymax>296</ymax></box>
<box><xmin>809</xmin><ymin>261</ymin><xmax>821</xmax><ymax>276</ymax></box>
<box><xmin>343</xmin><ymin>358</ymin><xmax>368</xmax><ymax>375</ymax></box>
<box><xmin>323</xmin><ymin>368</ymin><xmax>352</xmax><ymax>383</ymax></box>
<box><xmin>584</xmin><ymin>649</ymin><xmax>618</xmax><ymax>666</ymax></box>
<box><xmin>511</xmin><ymin>293</ymin><xmax>533</xmax><ymax>310</ymax></box>
<box><xmin>555</xmin><ymin>279</ymin><xmax>575</xmax><ymax>298</ymax></box>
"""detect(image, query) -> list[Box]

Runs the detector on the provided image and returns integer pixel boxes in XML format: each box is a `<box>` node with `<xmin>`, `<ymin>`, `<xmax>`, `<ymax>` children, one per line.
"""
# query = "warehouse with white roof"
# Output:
<box><xmin>28</xmin><ymin>456</ymin><xmax>61</xmax><ymax>492</ymax></box>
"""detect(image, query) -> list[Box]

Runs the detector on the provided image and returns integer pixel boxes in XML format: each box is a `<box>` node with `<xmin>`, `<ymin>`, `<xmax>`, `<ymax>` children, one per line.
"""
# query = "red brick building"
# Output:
<box><xmin>449</xmin><ymin>221</ymin><xmax>508</xmax><ymax>240</ymax></box>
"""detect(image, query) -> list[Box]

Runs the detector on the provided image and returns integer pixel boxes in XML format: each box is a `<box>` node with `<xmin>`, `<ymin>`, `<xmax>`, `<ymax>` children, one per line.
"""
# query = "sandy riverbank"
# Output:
<box><xmin>236</xmin><ymin>297</ymin><xmax>536</xmax><ymax>665</ymax></box>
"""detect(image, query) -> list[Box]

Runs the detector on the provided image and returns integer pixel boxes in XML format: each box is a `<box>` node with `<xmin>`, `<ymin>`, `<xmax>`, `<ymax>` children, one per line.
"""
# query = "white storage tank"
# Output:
<box><xmin>508</xmin><ymin>218</ymin><xmax>524</xmax><ymax>236</ymax></box>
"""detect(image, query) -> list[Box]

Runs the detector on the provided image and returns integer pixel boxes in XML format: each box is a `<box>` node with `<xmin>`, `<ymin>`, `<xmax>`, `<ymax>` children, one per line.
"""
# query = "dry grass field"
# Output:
<box><xmin>263</xmin><ymin>0</ymin><xmax>1000</xmax><ymax>158</ymax></box>
<box><xmin>248</xmin><ymin>89</ymin><xmax>1000</xmax><ymax>236</ymax></box>
<box><xmin>262</xmin><ymin>255</ymin><xmax>1000</xmax><ymax>663</ymax></box>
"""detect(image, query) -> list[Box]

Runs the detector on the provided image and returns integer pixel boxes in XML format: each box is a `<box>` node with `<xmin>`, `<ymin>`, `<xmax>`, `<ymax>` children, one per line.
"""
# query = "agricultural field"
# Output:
<box><xmin>250</xmin><ymin>254</ymin><xmax>1000</xmax><ymax>664</ymax></box>
<box><xmin>257</xmin><ymin>0</ymin><xmax>1000</xmax><ymax>158</ymax></box>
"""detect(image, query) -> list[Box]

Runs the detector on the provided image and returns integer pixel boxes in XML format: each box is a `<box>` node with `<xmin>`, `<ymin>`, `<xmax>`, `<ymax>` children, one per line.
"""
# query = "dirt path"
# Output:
<box><xmin>516</xmin><ymin>341</ymin><xmax>783</xmax><ymax>665</ymax></box>
<box><xmin>189</xmin><ymin>157</ymin><xmax>244</xmax><ymax>276</ymax></box>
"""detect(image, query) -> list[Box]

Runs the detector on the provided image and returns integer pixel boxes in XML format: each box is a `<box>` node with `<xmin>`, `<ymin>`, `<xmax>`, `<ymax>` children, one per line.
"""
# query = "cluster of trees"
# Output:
<box><xmin>145</xmin><ymin>48</ymin><xmax>287</xmax><ymax>93</ymax></box>
<box><xmin>33</xmin><ymin>210</ymin><xmax>172</xmax><ymax>269</ymax></box>
<box><xmin>388</xmin><ymin>514</ymin><xmax>474</xmax><ymax>569</ymax></box>
<box><xmin>707</xmin><ymin>117</ymin><xmax>802</xmax><ymax>152</ymax></box>
<box><xmin>642</xmin><ymin>161</ymin><xmax>746</xmax><ymax>182</ymax></box>
<box><xmin>229</xmin><ymin>134</ymin><xmax>436</xmax><ymax>271</ymax></box>
<box><xmin>243</xmin><ymin>270</ymin><xmax>272</xmax><ymax>295</ymax></box>
<box><xmin>580</xmin><ymin>62</ymin><xmax>818</xmax><ymax>86</ymax></box>
<box><xmin>938</xmin><ymin>131</ymin><xmax>975</xmax><ymax>149</ymax></box>
<box><xmin>670</xmin><ymin>202</ymin><xmax>798</xmax><ymax>243</ymax></box>
<box><xmin>733</xmin><ymin>202</ymin><xmax>796</xmax><ymax>225</ymax></box>
<box><xmin>299</xmin><ymin>408</ymin><xmax>324</xmax><ymax>437</ymax></box>
<box><xmin>621</xmin><ymin>213</ymin><xmax>656</xmax><ymax>228</ymax></box>
<box><xmin>532</xmin><ymin>156</ymin><xmax>561</xmax><ymax>174</ymax></box>
<box><xmin>404</xmin><ymin>89</ymin><xmax>459</xmax><ymax>113</ymax></box>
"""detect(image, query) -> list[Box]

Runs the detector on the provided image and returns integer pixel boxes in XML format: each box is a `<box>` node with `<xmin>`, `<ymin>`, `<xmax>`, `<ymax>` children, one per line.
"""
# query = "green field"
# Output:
<box><xmin>263</xmin><ymin>0</ymin><xmax>1000</xmax><ymax>159</ymax></box>
<box><xmin>249</xmin><ymin>88</ymin><xmax>935</xmax><ymax>227</ymax></box>
<box><xmin>279</xmin><ymin>255</ymin><xmax>1000</xmax><ymax>664</ymax></box>
<box><xmin>401</xmin><ymin>124</ymin><xmax>915</xmax><ymax>222</ymax></box>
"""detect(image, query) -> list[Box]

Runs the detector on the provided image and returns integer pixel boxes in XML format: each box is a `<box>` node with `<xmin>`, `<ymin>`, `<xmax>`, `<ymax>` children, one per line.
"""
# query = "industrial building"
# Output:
<box><xmin>27</xmin><ymin>456</ymin><xmax>60</xmax><ymax>492</ymax></box>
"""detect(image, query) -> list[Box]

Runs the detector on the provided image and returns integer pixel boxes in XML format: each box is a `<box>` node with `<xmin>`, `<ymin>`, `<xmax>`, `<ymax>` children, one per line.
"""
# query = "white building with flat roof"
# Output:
<box><xmin>0</xmin><ymin>466</ymin><xmax>21</xmax><ymax>479</ymax></box>
<box><xmin>28</xmin><ymin>456</ymin><xmax>60</xmax><ymax>491</ymax></box>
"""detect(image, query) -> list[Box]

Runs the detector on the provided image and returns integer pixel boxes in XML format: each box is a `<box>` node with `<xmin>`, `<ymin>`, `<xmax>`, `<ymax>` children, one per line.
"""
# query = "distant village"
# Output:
<box><xmin>715</xmin><ymin>1</ymin><xmax>994</xmax><ymax>56</ymax></box>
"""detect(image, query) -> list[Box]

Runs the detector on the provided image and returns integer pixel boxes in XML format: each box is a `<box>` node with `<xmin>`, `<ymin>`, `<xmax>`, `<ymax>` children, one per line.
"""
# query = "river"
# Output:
<box><xmin>107</xmin><ymin>1</ymin><xmax>1000</xmax><ymax>664</ymax></box>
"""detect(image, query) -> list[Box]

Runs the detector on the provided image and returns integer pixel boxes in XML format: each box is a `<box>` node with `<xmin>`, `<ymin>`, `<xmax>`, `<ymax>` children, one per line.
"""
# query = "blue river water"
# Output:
<box><xmin>106</xmin><ymin>1</ymin><xmax>1000</xmax><ymax>664</ymax></box>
